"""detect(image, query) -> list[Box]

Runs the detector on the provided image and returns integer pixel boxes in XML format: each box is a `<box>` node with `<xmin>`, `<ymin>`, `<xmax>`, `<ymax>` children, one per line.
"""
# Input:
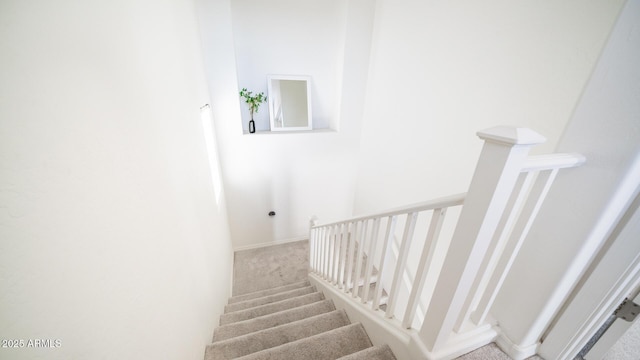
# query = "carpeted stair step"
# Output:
<box><xmin>337</xmin><ymin>344</ymin><xmax>397</xmax><ymax>360</ymax></box>
<box><xmin>229</xmin><ymin>280</ymin><xmax>311</xmax><ymax>304</ymax></box>
<box><xmin>213</xmin><ymin>299</ymin><xmax>335</xmax><ymax>341</ymax></box>
<box><xmin>234</xmin><ymin>323</ymin><xmax>372</xmax><ymax>360</ymax></box>
<box><xmin>219</xmin><ymin>292</ymin><xmax>325</xmax><ymax>325</ymax></box>
<box><xmin>224</xmin><ymin>286</ymin><xmax>316</xmax><ymax>313</ymax></box>
<box><xmin>205</xmin><ymin>310</ymin><xmax>350</xmax><ymax>360</ymax></box>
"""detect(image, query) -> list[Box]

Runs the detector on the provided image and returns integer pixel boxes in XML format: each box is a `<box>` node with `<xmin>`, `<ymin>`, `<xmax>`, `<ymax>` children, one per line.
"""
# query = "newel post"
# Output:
<box><xmin>309</xmin><ymin>215</ymin><xmax>319</xmax><ymax>273</ymax></box>
<box><xmin>419</xmin><ymin>126</ymin><xmax>546</xmax><ymax>351</ymax></box>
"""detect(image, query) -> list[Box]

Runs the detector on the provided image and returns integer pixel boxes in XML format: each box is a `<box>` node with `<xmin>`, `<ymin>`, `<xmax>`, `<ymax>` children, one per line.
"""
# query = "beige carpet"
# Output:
<box><xmin>603</xmin><ymin>318</ymin><xmax>640</xmax><ymax>359</ymax></box>
<box><xmin>230</xmin><ymin>240</ymin><xmax>545</xmax><ymax>360</ymax></box>
<box><xmin>457</xmin><ymin>343</ymin><xmax>544</xmax><ymax>360</ymax></box>
<box><xmin>205</xmin><ymin>243</ymin><xmax>397</xmax><ymax>359</ymax></box>
<box><xmin>233</xmin><ymin>240</ymin><xmax>309</xmax><ymax>296</ymax></box>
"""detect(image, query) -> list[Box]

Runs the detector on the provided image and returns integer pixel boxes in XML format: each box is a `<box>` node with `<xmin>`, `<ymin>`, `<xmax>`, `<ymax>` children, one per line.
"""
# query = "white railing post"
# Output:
<box><xmin>327</xmin><ymin>225</ymin><xmax>335</xmax><ymax>281</ymax></box>
<box><xmin>321</xmin><ymin>226</ymin><xmax>327</xmax><ymax>278</ymax></box>
<box><xmin>419</xmin><ymin>126</ymin><xmax>546</xmax><ymax>351</ymax></box>
<box><xmin>309</xmin><ymin>216</ymin><xmax>318</xmax><ymax>272</ymax></box>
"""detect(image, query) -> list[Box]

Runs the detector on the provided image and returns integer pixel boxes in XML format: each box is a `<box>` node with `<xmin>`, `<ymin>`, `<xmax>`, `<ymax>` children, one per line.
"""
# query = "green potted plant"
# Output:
<box><xmin>239</xmin><ymin>88</ymin><xmax>267</xmax><ymax>133</ymax></box>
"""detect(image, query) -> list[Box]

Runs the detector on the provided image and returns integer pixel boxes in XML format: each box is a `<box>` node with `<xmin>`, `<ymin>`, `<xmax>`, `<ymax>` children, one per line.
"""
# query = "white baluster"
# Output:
<box><xmin>453</xmin><ymin>171</ymin><xmax>535</xmax><ymax>332</ymax></box>
<box><xmin>386</xmin><ymin>212</ymin><xmax>418</xmax><ymax>318</ymax></box>
<box><xmin>338</xmin><ymin>223</ymin><xmax>349</xmax><ymax>289</ymax></box>
<box><xmin>373</xmin><ymin>216</ymin><xmax>398</xmax><ymax>310</ymax></box>
<box><xmin>332</xmin><ymin>224</ymin><xmax>341</xmax><ymax>284</ymax></box>
<box><xmin>320</xmin><ymin>227</ymin><xmax>326</xmax><ymax>279</ymax></box>
<box><xmin>471</xmin><ymin>168</ymin><xmax>559</xmax><ymax>326</ymax></box>
<box><xmin>353</xmin><ymin>219</ymin><xmax>369</xmax><ymax>299</ymax></box>
<box><xmin>345</xmin><ymin>221</ymin><xmax>359</xmax><ymax>294</ymax></box>
<box><xmin>316</xmin><ymin>230</ymin><xmax>322</xmax><ymax>274</ymax></box>
<box><xmin>362</xmin><ymin>217</ymin><xmax>381</xmax><ymax>304</ymax></box>
<box><xmin>403</xmin><ymin>208</ymin><xmax>446</xmax><ymax>329</ymax></box>
<box><xmin>311</xmin><ymin>229</ymin><xmax>317</xmax><ymax>273</ymax></box>
<box><xmin>331</xmin><ymin>224</ymin><xmax>342</xmax><ymax>285</ymax></box>
<box><xmin>309</xmin><ymin>216</ymin><xmax>318</xmax><ymax>273</ymax></box>
<box><xmin>328</xmin><ymin>226</ymin><xmax>336</xmax><ymax>280</ymax></box>
<box><xmin>317</xmin><ymin>229</ymin><xmax>322</xmax><ymax>274</ymax></box>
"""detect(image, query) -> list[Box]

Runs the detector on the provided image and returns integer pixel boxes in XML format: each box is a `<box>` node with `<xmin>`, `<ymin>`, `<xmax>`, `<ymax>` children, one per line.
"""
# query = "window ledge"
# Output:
<box><xmin>242</xmin><ymin>129</ymin><xmax>336</xmax><ymax>135</ymax></box>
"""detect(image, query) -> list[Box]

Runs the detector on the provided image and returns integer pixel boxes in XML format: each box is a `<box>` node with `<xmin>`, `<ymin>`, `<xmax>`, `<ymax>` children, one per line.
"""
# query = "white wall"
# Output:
<box><xmin>201</xmin><ymin>0</ymin><xmax>376</xmax><ymax>249</ymax></box>
<box><xmin>231</xmin><ymin>0</ymin><xmax>347</xmax><ymax>131</ymax></box>
<box><xmin>492</xmin><ymin>0</ymin><xmax>640</xmax><ymax>352</ymax></box>
<box><xmin>198</xmin><ymin>0</ymin><xmax>624</xmax><ymax>251</ymax></box>
<box><xmin>353</xmin><ymin>0</ymin><xmax>625</xmax><ymax>215</ymax></box>
<box><xmin>0</xmin><ymin>1</ymin><xmax>233</xmax><ymax>359</ymax></box>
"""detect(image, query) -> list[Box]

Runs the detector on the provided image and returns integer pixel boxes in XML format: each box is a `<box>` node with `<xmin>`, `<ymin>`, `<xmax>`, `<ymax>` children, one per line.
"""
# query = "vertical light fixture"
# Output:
<box><xmin>200</xmin><ymin>104</ymin><xmax>223</xmax><ymax>206</ymax></box>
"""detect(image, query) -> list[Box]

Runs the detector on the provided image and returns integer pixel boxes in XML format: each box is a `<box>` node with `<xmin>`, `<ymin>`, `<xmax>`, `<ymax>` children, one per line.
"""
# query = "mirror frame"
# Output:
<box><xmin>267</xmin><ymin>75</ymin><xmax>313</xmax><ymax>132</ymax></box>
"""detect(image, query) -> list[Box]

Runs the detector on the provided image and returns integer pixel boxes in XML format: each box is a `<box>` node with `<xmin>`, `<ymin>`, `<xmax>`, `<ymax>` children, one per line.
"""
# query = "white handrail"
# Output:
<box><xmin>311</xmin><ymin>193</ymin><xmax>466</xmax><ymax>229</ymax></box>
<box><xmin>521</xmin><ymin>153</ymin><xmax>585</xmax><ymax>172</ymax></box>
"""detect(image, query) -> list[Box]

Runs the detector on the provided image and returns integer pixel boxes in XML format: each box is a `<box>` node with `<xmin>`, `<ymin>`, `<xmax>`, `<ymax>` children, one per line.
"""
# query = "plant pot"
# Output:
<box><xmin>249</xmin><ymin>120</ymin><xmax>255</xmax><ymax>133</ymax></box>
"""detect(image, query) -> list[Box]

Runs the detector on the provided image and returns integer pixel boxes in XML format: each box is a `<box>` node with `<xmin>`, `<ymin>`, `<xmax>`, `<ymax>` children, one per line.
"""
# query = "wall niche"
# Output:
<box><xmin>230</xmin><ymin>0</ymin><xmax>348</xmax><ymax>133</ymax></box>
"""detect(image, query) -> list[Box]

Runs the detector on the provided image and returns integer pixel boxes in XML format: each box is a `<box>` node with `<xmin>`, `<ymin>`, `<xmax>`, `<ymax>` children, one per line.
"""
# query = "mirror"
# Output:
<box><xmin>267</xmin><ymin>75</ymin><xmax>312</xmax><ymax>131</ymax></box>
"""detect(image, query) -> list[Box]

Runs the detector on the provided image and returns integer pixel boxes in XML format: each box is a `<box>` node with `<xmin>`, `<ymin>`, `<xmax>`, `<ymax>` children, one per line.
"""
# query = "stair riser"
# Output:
<box><xmin>220</xmin><ymin>292</ymin><xmax>325</xmax><ymax>325</ymax></box>
<box><xmin>224</xmin><ymin>286</ymin><xmax>316</xmax><ymax>313</ymax></box>
<box><xmin>213</xmin><ymin>299</ymin><xmax>336</xmax><ymax>342</ymax></box>
<box><xmin>336</xmin><ymin>344</ymin><xmax>397</xmax><ymax>360</ymax></box>
<box><xmin>206</xmin><ymin>310</ymin><xmax>350</xmax><ymax>360</ymax></box>
<box><xmin>233</xmin><ymin>323</ymin><xmax>372</xmax><ymax>360</ymax></box>
<box><xmin>228</xmin><ymin>281</ymin><xmax>310</xmax><ymax>304</ymax></box>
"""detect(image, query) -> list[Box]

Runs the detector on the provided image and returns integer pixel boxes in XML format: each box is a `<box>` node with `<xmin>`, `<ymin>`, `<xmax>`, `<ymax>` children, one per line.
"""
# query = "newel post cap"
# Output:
<box><xmin>477</xmin><ymin>126</ymin><xmax>546</xmax><ymax>146</ymax></box>
<box><xmin>309</xmin><ymin>215</ymin><xmax>319</xmax><ymax>228</ymax></box>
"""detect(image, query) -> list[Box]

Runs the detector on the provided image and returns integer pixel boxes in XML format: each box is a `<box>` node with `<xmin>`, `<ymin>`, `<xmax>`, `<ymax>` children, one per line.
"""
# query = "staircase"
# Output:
<box><xmin>205</xmin><ymin>280</ymin><xmax>397</xmax><ymax>360</ymax></box>
<box><xmin>309</xmin><ymin>127</ymin><xmax>586</xmax><ymax>359</ymax></box>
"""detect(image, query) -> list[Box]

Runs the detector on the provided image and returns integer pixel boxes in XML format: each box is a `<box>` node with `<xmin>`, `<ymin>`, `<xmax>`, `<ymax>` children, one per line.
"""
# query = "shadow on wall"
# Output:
<box><xmin>226</xmin><ymin>178</ymin><xmax>275</xmax><ymax>247</ymax></box>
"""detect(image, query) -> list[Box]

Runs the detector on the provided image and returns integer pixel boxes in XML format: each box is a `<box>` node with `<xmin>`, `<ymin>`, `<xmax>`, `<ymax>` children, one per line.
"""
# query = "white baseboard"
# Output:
<box><xmin>495</xmin><ymin>329</ymin><xmax>539</xmax><ymax>360</ymax></box>
<box><xmin>309</xmin><ymin>273</ymin><xmax>499</xmax><ymax>360</ymax></box>
<box><xmin>429</xmin><ymin>323</ymin><xmax>497</xmax><ymax>360</ymax></box>
<box><xmin>309</xmin><ymin>273</ymin><xmax>414</xmax><ymax>359</ymax></box>
<box><xmin>233</xmin><ymin>236</ymin><xmax>308</xmax><ymax>252</ymax></box>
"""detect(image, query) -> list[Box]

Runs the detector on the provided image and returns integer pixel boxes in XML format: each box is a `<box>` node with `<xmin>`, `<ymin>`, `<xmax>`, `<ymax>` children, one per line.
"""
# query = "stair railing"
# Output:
<box><xmin>310</xmin><ymin>193</ymin><xmax>466</xmax><ymax>319</ymax></box>
<box><xmin>309</xmin><ymin>126</ymin><xmax>585</xmax><ymax>355</ymax></box>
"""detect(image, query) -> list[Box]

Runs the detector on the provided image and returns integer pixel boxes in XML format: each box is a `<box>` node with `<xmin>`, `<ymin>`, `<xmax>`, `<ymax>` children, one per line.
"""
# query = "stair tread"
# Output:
<box><xmin>205</xmin><ymin>310</ymin><xmax>350</xmax><ymax>360</ymax></box>
<box><xmin>225</xmin><ymin>286</ymin><xmax>316</xmax><ymax>313</ymax></box>
<box><xmin>337</xmin><ymin>344</ymin><xmax>397</xmax><ymax>360</ymax></box>
<box><xmin>219</xmin><ymin>292</ymin><xmax>325</xmax><ymax>325</ymax></box>
<box><xmin>234</xmin><ymin>323</ymin><xmax>372</xmax><ymax>360</ymax></box>
<box><xmin>229</xmin><ymin>281</ymin><xmax>311</xmax><ymax>304</ymax></box>
<box><xmin>213</xmin><ymin>299</ymin><xmax>335</xmax><ymax>342</ymax></box>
